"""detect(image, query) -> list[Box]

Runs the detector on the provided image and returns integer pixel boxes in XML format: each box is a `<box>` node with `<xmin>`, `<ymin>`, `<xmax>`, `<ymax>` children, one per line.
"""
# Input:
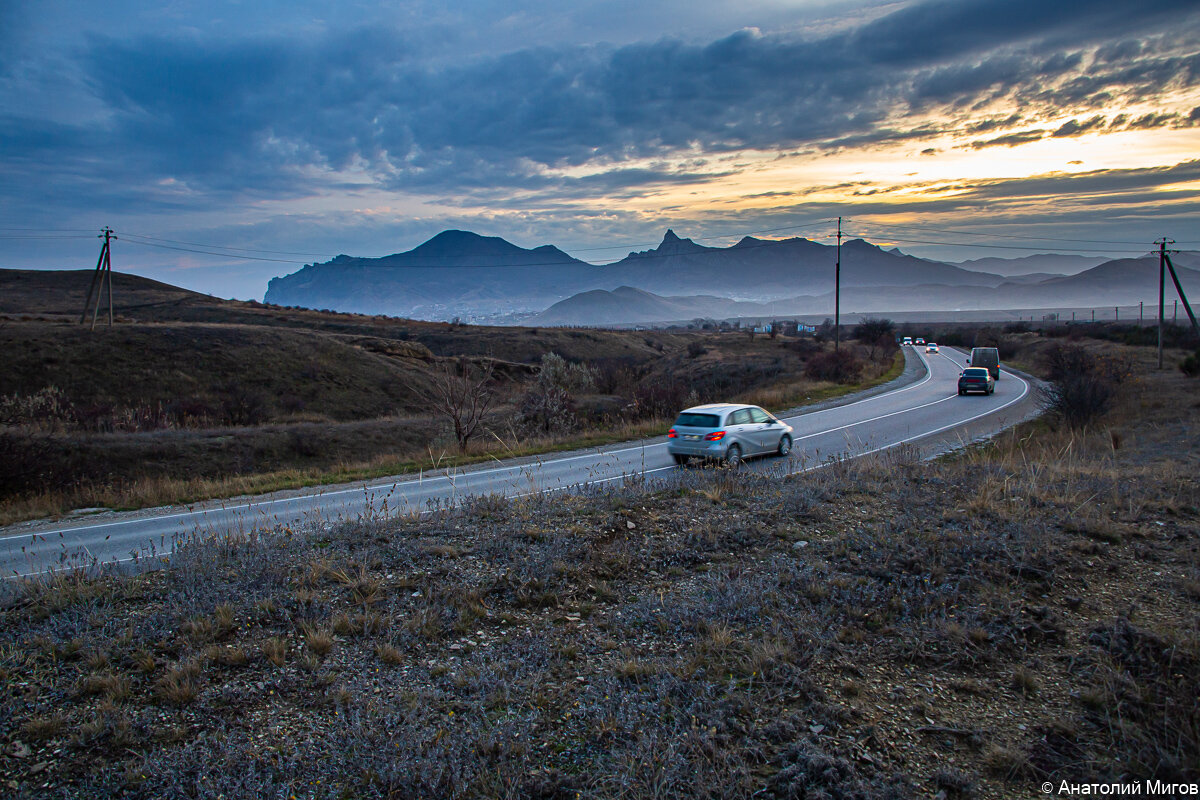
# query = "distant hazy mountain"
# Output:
<box><xmin>995</xmin><ymin>256</ymin><xmax>1200</xmax><ymax>308</ymax></box>
<box><xmin>265</xmin><ymin>230</ymin><xmax>598</xmax><ymax>318</ymax></box>
<box><xmin>530</xmin><ymin>286</ymin><xmax>770</xmax><ymax>326</ymax></box>
<box><xmin>530</xmin><ymin>255</ymin><xmax>1200</xmax><ymax>326</ymax></box>
<box><xmin>265</xmin><ymin>229</ymin><xmax>1006</xmax><ymax>320</ymax></box>
<box><xmin>599</xmin><ymin>231</ymin><xmax>1005</xmax><ymax>296</ymax></box>
<box><xmin>951</xmin><ymin>253</ymin><xmax>1106</xmax><ymax>277</ymax></box>
<box><xmin>264</xmin><ymin>229</ymin><xmax>1198</xmax><ymax>325</ymax></box>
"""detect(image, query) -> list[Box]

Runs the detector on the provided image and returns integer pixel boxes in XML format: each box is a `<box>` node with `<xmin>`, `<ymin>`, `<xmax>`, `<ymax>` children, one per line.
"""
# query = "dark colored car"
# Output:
<box><xmin>958</xmin><ymin>367</ymin><xmax>995</xmax><ymax>395</ymax></box>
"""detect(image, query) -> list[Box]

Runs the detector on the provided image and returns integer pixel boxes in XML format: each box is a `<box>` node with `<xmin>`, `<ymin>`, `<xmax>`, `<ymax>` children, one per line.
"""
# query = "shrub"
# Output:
<box><xmin>220</xmin><ymin>383</ymin><xmax>269</xmax><ymax>426</ymax></box>
<box><xmin>0</xmin><ymin>429</ymin><xmax>63</xmax><ymax>496</ymax></box>
<box><xmin>1039</xmin><ymin>343</ymin><xmax>1132</xmax><ymax>428</ymax></box>
<box><xmin>0</xmin><ymin>386</ymin><xmax>76</xmax><ymax>430</ymax></box>
<box><xmin>1083</xmin><ymin>619</ymin><xmax>1200</xmax><ymax>780</ymax></box>
<box><xmin>853</xmin><ymin>317</ymin><xmax>895</xmax><ymax>343</ymax></box>
<box><xmin>805</xmin><ymin>349</ymin><xmax>862</xmax><ymax>383</ymax></box>
<box><xmin>517</xmin><ymin>384</ymin><xmax>577</xmax><ymax>434</ymax></box>
<box><xmin>1181</xmin><ymin>349</ymin><xmax>1200</xmax><ymax>378</ymax></box>
<box><xmin>536</xmin><ymin>352</ymin><xmax>595</xmax><ymax>393</ymax></box>
<box><xmin>628</xmin><ymin>378</ymin><xmax>691</xmax><ymax>420</ymax></box>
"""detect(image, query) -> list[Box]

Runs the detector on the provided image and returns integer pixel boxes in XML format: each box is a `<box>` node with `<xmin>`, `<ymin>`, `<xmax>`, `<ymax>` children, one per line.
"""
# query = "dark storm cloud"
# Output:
<box><xmin>1051</xmin><ymin>115</ymin><xmax>1107</xmax><ymax>137</ymax></box>
<box><xmin>944</xmin><ymin>160</ymin><xmax>1200</xmax><ymax>203</ymax></box>
<box><xmin>2</xmin><ymin>0</ymin><xmax>1198</xmax><ymax>216</ymax></box>
<box><xmin>969</xmin><ymin>130</ymin><xmax>1047</xmax><ymax>149</ymax></box>
<box><xmin>965</xmin><ymin>115</ymin><xmax>1023</xmax><ymax>134</ymax></box>
<box><xmin>1123</xmin><ymin>112</ymin><xmax>1180</xmax><ymax>129</ymax></box>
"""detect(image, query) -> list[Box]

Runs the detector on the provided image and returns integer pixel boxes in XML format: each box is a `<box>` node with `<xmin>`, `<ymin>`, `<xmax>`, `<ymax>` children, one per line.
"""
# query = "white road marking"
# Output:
<box><xmin>4</xmin><ymin>348</ymin><xmax>1036</xmax><ymax>579</ymax></box>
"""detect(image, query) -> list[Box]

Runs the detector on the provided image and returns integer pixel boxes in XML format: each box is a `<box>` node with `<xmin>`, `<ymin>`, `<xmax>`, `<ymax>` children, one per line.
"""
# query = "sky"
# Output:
<box><xmin>2</xmin><ymin>0</ymin><xmax>1199</xmax><ymax>299</ymax></box>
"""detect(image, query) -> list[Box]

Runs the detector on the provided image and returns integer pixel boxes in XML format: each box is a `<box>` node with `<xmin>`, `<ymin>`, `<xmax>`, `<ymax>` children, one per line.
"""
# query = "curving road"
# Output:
<box><xmin>1</xmin><ymin>346</ymin><xmax>1041</xmax><ymax>579</ymax></box>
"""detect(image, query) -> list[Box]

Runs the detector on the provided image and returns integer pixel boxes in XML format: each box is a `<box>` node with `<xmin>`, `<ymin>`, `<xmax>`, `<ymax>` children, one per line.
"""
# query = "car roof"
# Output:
<box><xmin>963</xmin><ymin>367</ymin><xmax>989</xmax><ymax>373</ymax></box>
<box><xmin>679</xmin><ymin>403</ymin><xmax>751</xmax><ymax>413</ymax></box>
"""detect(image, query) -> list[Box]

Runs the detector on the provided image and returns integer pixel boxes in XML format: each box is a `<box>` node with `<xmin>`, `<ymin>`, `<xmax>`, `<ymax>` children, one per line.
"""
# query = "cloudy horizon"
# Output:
<box><xmin>2</xmin><ymin>0</ymin><xmax>1198</xmax><ymax>299</ymax></box>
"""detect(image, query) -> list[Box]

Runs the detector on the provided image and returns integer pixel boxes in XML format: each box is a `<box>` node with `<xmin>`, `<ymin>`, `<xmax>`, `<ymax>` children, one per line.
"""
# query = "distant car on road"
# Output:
<box><xmin>958</xmin><ymin>367</ymin><xmax>995</xmax><ymax>395</ymax></box>
<box><xmin>915</xmin><ymin>338</ymin><xmax>925</xmax><ymax>346</ymax></box>
<box><xmin>902</xmin><ymin>336</ymin><xmax>913</xmax><ymax>346</ymax></box>
<box><xmin>925</xmin><ymin>342</ymin><xmax>939</xmax><ymax>353</ymax></box>
<box><xmin>667</xmin><ymin>403</ymin><xmax>794</xmax><ymax>466</ymax></box>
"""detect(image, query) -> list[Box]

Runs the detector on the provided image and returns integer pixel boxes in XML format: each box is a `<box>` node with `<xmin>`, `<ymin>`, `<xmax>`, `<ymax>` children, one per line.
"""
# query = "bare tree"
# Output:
<box><xmin>431</xmin><ymin>358</ymin><xmax>495</xmax><ymax>452</ymax></box>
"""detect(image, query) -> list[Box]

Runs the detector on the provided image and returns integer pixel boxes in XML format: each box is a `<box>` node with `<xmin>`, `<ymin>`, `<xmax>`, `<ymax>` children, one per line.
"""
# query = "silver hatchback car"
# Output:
<box><xmin>667</xmin><ymin>403</ymin><xmax>794</xmax><ymax>466</ymax></box>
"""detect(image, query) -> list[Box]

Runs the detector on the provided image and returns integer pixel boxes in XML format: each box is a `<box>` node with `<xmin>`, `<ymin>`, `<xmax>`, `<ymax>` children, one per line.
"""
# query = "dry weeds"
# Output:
<box><xmin>0</xmin><ymin>339</ymin><xmax>1196</xmax><ymax>799</ymax></box>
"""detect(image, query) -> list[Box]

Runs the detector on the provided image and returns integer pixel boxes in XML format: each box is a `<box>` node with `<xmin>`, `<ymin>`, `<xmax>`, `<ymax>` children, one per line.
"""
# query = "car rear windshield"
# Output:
<box><xmin>963</xmin><ymin>368</ymin><xmax>989</xmax><ymax>377</ymax></box>
<box><xmin>674</xmin><ymin>413</ymin><xmax>720</xmax><ymax>428</ymax></box>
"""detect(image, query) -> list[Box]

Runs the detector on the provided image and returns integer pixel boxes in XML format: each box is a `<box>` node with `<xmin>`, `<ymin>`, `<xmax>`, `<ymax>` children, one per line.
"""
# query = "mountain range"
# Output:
<box><xmin>264</xmin><ymin>230</ymin><xmax>1200</xmax><ymax>325</ymax></box>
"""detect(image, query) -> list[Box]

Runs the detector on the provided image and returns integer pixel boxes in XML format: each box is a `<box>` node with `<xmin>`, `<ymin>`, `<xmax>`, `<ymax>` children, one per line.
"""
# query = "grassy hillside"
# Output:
<box><xmin>1</xmin><ymin>338</ymin><xmax>1196</xmax><ymax>798</ymax></box>
<box><xmin>0</xmin><ymin>269</ymin><xmax>902</xmax><ymax>523</ymax></box>
<box><xmin>0</xmin><ymin>322</ymin><xmax>437</xmax><ymax>421</ymax></box>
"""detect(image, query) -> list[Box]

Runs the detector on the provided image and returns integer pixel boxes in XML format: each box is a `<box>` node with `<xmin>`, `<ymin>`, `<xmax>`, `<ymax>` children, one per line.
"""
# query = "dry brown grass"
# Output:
<box><xmin>375</xmin><ymin>643</ymin><xmax>404</xmax><ymax>665</ymax></box>
<box><xmin>154</xmin><ymin>664</ymin><xmax>201</xmax><ymax>706</ymax></box>
<box><xmin>5</xmin><ymin>333</ymin><xmax>1196</xmax><ymax>799</ymax></box>
<box><xmin>261</xmin><ymin>637</ymin><xmax>288</xmax><ymax>667</ymax></box>
<box><xmin>0</xmin><ymin>323</ymin><xmax>903</xmax><ymax>526</ymax></box>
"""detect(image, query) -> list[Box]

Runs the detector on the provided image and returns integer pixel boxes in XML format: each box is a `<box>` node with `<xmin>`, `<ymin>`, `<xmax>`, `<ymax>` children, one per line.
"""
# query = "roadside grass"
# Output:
<box><xmin>0</xmin><ymin>349</ymin><xmax>902</xmax><ymax>525</ymax></box>
<box><xmin>2</xmin><ymin>338</ymin><xmax>1196</xmax><ymax>798</ymax></box>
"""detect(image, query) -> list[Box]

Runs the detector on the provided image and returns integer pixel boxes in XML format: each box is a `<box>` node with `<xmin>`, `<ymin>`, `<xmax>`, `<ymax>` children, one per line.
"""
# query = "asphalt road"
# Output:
<box><xmin>1</xmin><ymin>346</ymin><xmax>1041</xmax><ymax>579</ymax></box>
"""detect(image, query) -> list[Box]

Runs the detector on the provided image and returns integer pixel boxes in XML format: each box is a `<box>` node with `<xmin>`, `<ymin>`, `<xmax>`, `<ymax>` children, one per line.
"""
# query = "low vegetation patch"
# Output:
<box><xmin>0</xmin><ymin>311</ymin><xmax>899</xmax><ymax>522</ymax></box>
<box><xmin>1</xmin><ymin>337</ymin><xmax>1196</xmax><ymax>798</ymax></box>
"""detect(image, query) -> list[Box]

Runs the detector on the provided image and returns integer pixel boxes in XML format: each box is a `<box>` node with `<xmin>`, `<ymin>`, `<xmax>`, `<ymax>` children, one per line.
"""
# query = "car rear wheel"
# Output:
<box><xmin>777</xmin><ymin>434</ymin><xmax>792</xmax><ymax>457</ymax></box>
<box><xmin>725</xmin><ymin>443</ymin><xmax>742</xmax><ymax>468</ymax></box>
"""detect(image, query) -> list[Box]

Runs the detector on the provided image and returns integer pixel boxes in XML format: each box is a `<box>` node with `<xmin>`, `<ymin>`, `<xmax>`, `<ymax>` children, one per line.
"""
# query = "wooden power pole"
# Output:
<box><xmin>1157</xmin><ymin>237</ymin><xmax>1170</xmax><ymax>369</ymax></box>
<box><xmin>81</xmin><ymin>227</ymin><xmax>116</xmax><ymax>329</ymax></box>
<box><xmin>1155</xmin><ymin>236</ymin><xmax>1199</xmax><ymax>369</ymax></box>
<box><xmin>834</xmin><ymin>216</ymin><xmax>842</xmax><ymax>353</ymax></box>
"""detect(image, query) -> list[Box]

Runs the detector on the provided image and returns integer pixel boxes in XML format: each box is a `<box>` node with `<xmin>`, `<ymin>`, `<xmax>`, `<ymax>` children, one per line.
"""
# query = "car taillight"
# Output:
<box><xmin>704</xmin><ymin>430</ymin><xmax>726</xmax><ymax>441</ymax></box>
<box><xmin>667</xmin><ymin>428</ymin><xmax>677</xmax><ymax>438</ymax></box>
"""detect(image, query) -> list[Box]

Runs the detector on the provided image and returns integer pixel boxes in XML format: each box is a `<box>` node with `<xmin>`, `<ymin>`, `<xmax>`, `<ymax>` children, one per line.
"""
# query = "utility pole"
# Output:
<box><xmin>80</xmin><ymin>227</ymin><xmax>116</xmax><ymax>329</ymax></box>
<box><xmin>1157</xmin><ymin>238</ymin><xmax>1170</xmax><ymax>369</ymax></box>
<box><xmin>834</xmin><ymin>216</ymin><xmax>842</xmax><ymax>353</ymax></box>
<box><xmin>1163</xmin><ymin>249</ymin><xmax>1199</xmax><ymax>337</ymax></box>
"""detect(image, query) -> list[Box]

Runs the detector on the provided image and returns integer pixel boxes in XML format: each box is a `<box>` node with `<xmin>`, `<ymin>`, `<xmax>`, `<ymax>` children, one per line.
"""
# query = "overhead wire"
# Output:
<box><xmin>119</xmin><ymin>232</ymin><xmax>339</xmax><ymax>259</ymax></box>
<box><xmin>843</xmin><ymin>218</ymin><xmax>1155</xmax><ymax>246</ymax></box>
<box><xmin>841</xmin><ymin>221</ymin><xmax>1151</xmax><ymax>255</ymax></box>
<box><xmin>4</xmin><ymin>220</ymin><xmax>1182</xmax><ymax>271</ymax></box>
<box><xmin>113</xmin><ymin>219</ymin><xmax>841</xmax><ymax>269</ymax></box>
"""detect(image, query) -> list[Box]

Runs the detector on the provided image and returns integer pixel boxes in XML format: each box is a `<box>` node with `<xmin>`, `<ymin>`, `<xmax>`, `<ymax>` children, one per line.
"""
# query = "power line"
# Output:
<box><xmin>16</xmin><ymin>219</ymin><xmax>1173</xmax><ymax>273</ymax></box>
<box><xmin>119</xmin><ymin>232</ymin><xmax>340</xmax><ymax>258</ymax></box>
<box><xmin>116</xmin><ymin>218</ymin><xmax>833</xmax><ymax>263</ymax></box>
<box><xmin>120</xmin><ymin>238</ymin><xmax>310</xmax><ymax>264</ymax></box>
<box><xmin>845</xmin><ymin>218</ymin><xmax>1153</xmax><ymax>246</ymax></box>
<box><xmin>0</xmin><ymin>234</ymin><xmax>97</xmax><ymax>240</ymax></box>
<box><xmin>0</xmin><ymin>227</ymin><xmax>96</xmax><ymax>233</ymax></box>
<box><xmin>842</xmin><ymin>228</ymin><xmax>1149</xmax><ymax>255</ymax></box>
<box><xmin>116</xmin><ymin>224</ymin><xmax>840</xmax><ymax>269</ymax></box>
